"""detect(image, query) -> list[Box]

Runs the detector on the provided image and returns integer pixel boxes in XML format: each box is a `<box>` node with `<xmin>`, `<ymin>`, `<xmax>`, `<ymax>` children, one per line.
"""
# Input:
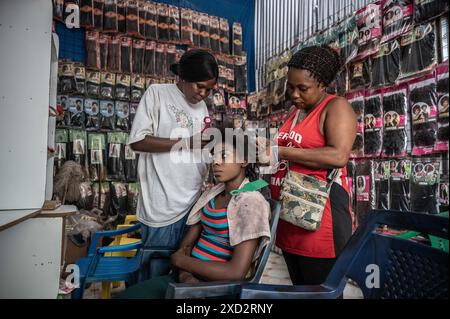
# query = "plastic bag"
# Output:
<box><xmin>355</xmin><ymin>159</ymin><xmax>376</xmax><ymax>226</ymax></box>
<box><xmin>124</xmin><ymin>143</ymin><xmax>138</xmax><ymax>182</ymax></box>
<box><xmin>73</xmin><ymin>64</ymin><xmax>86</xmax><ymax>95</ymax></box>
<box><xmin>145</xmin><ymin>1</ymin><xmax>157</xmax><ymax>40</ymax></box>
<box><xmin>107</xmin><ymin>132</ymin><xmax>126</xmax><ymax>181</ymax></box>
<box><xmin>210</xmin><ymin>16</ymin><xmax>221</xmax><ymax>53</ymax></box>
<box><xmin>99</xmin><ymin>100</ymin><xmax>116</xmax><ymax>130</ymax></box>
<box><xmin>107</xmin><ymin>35</ymin><xmax>120</xmax><ymax>72</ymax></box>
<box><xmin>127</xmin><ymin>182</ymin><xmax>139</xmax><ymax>214</ymax></box>
<box><xmin>180</xmin><ymin>8</ymin><xmax>193</xmax><ymax>45</ymax></box>
<box><xmin>389</xmin><ymin>159</ymin><xmax>411</xmax><ymax>211</ymax></box>
<box><xmin>58</xmin><ymin>61</ymin><xmax>77</xmax><ymax>94</ymax></box>
<box><xmin>349</xmin><ymin>59</ymin><xmax>371</xmax><ymax>90</ymax></box>
<box><xmin>381</xmin><ymin>0</ymin><xmax>413</xmax><ymax>43</ymax></box>
<box><xmin>346</xmin><ymin>91</ymin><xmax>365</xmax><ymax>158</ymax></box>
<box><xmin>144</xmin><ymin>40</ymin><xmax>156</xmax><ymax>76</ymax></box>
<box><xmin>115</xmin><ymin>101</ymin><xmax>130</xmax><ymax>131</ymax></box>
<box><xmin>84</xmin><ymin>98</ymin><xmax>100</xmax><ymax>131</ymax></box>
<box><xmin>100</xmin><ymin>71</ymin><xmax>116</xmax><ymax>99</ymax></box>
<box><xmin>55</xmin><ymin>129</ymin><xmax>69</xmax><ymax>175</ymax></box>
<box><xmin>382</xmin><ymin>85</ymin><xmax>408</xmax><ymax>157</ymax></box>
<box><xmin>126</xmin><ymin>0</ymin><xmax>139</xmax><ymax>36</ymax></box>
<box><xmin>157</xmin><ymin>3</ymin><xmax>170</xmax><ymax>42</ymax></box>
<box><xmin>79</xmin><ymin>0</ymin><xmax>94</xmax><ymax>28</ymax></box>
<box><xmin>414</xmin><ymin>0</ymin><xmax>449</xmax><ymax>23</ymax></box>
<box><xmin>66</xmin><ymin>97</ymin><xmax>86</xmax><ymax>128</ymax></box>
<box><xmin>363</xmin><ymin>91</ymin><xmax>383</xmax><ymax>157</ymax></box>
<box><xmin>435</xmin><ymin>63</ymin><xmax>449</xmax><ymax>152</ymax></box>
<box><xmin>409</xmin><ymin>74</ymin><xmax>438</xmax><ymax>155</ymax></box>
<box><xmin>88</xmin><ymin>133</ymin><xmax>107</xmax><ymax>182</ymax></box>
<box><xmin>199</xmin><ymin>13</ymin><xmax>211</xmax><ymax>50</ymax></box>
<box><xmin>68</xmin><ymin>129</ymin><xmax>88</xmax><ymax>172</ymax></box>
<box><xmin>131</xmin><ymin>74</ymin><xmax>145</xmax><ymax>102</ymax></box>
<box><xmin>219</xmin><ymin>18</ymin><xmax>229</xmax><ymax>54</ymax></box>
<box><xmin>411</xmin><ymin>158</ymin><xmax>440</xmax><ymax>214</ymax></box>
<box><xmin>155</xmin><ymin>43</ymin><xmax>167</xmax><ymax>77</ymax></box>
<box><xmin>117</xmin><ymin>0</ymin><xmax>126</xmax><ymax>33</ymax></box>
<box><xmin>115</xmin><ymin>73</ymin><xmax>131</xmax><ymax>101</ymax></box>
<box><xmin>168</xmin><ymin>5</ymin><xmax>180</xmax><ymax>43</ymax></box>
<box><xmin>355</xmin><ymin>1</ymin><xmax>383</xmax><ymax>60</ymax></box>
<box><xmin>86</xmin><ymin>31</ymin><xmax>100</xmax><ymax>69</ymax></box>
<box><xmin>111</xmin><ymin>182</ymin><xmax>128</xmax><ymax>223</ymax></box>
<box><xmin>93</xmin><ymin>0</ymin><xmax>104</xmax><ymax>30</ymax></box>
<box><xmin>400</xmin><ymin>23</ymin><xmax>436</xmax><ymax>79</ymax></box>
<box><xmin>120</xmin><ymin>36</ymin><xmax>132</xmax><ymax>74</ymax></box>
<box><xmin>232</xmin><ymin>22</ymin><xmax>243</xmax><ymax>56</ymax></box>
<box><xmin>86</xmin><ymin>70</ymin><xmax>101</xmax><ymax>97</ymax></box>
<box><xmin>132</xmin><ymin>39</ymin><xmax>145</xmax><ymax>74</ymax></box>
<box><xmin>103</xmin><ymin>0</ymin><xmax>118</xmax><ymax>32</ymax></box>
<box><xmin>371</xmin><ymin>39</ymin><xmax>400</xmax><ymax>87</ymax></box>
<box><xmin>374</xmin><ymin>160</ymin><xmax>390</xmax><ymax>210</ymax></box>
<box><xmin>56</xmin><ymin>95</ymin><xmax>68</xmax><ymax>128</ymax></box>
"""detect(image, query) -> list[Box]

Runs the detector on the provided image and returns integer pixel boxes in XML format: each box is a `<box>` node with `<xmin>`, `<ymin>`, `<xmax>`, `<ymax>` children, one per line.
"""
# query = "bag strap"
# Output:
<box><xmin>286</xmin><ymin>111</ymin><xmax>301</xmax><ymax>175</ymax></box>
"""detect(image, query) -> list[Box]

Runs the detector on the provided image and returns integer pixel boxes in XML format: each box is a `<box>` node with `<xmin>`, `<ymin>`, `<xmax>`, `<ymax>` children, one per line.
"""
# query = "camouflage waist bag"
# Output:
<box><xmin>280</xmin><ymin>169</ymin><xmax>341</xmax><ymax>231</ymax></box>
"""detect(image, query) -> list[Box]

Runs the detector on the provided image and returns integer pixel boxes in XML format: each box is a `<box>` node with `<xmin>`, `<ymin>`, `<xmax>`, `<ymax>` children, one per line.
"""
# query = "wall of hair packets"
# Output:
<box><xmin>52</xmin><ymin>0</ymin><xmax>248</xmax><ymax>226</ymax></box>
<box><xmin>261</xmin><ymin>0</ymin><xmax>449</xmax><ymax>227</ymax></box>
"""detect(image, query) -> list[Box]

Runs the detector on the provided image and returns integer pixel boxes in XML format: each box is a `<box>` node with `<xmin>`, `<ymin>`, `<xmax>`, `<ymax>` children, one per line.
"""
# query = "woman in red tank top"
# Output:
<box><xmin>267</xmin><ymin>46</ymin><xmax>357</xmax><ymax>285</ymax></box>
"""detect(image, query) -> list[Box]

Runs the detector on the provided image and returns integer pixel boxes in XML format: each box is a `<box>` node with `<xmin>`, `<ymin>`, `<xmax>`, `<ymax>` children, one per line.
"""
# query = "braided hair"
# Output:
<box><xmin>288</xmin><ymin>45</ymin><xmax>341</xmax><ymax>86</ymax></box>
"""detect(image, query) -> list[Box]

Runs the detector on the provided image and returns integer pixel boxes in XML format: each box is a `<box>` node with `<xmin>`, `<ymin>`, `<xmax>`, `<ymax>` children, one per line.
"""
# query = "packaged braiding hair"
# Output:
<box><xmin>220</xmin><ymin>18</ymin><xmax>230</xmax><ymax>54</ymax></box>
<box><xmin>88</xmin><ymin>133</ymin><xmax>107</xmax><ymax>182</ymax></box>
<box><xmin>131</xmin><ymin>74</ymin><xmax>145</xmax><ymax>102</ymax></box>
<box><xmin>68</xmin><ymin>129</ymin><xmax>88</xmax><ymax>172</ymax></box>
<box><xmin>349</xmin><ymin>59</ymin><xmax>371</xmax><ymax>90</ymax></box>
<box><xmin>168</xmin><ymin>5</ymin><xmax>180</xmax><ymax>43</ymax></box>
<box><xmin>355</xmin><ymin>1</ymin><xmax>383</xmax><ymax>60</ymax></box>
<box><xmin>157</xmin><ymin>3</ymin><xmax>170</xmax><ymax>42</ymax></box>
<box><xmin>58</xmin><ymin>61</ymin><xmax>77</xmax><ymax>94</ymax></box>
<box><xmin>212</xmin><ymin>89</ymin><xmax>226</xmax><ymax>113</ymax></box>
<box><xmin>127</xmin><ymin>182</ymin><xmax>139</xmax><ymax>214</ymax></box>
<box><xmin>55</xmin><ymin>129</ymin><xmax>69</xmax><ymax>175</ymax></box>
<box><xmin>192</xmin><ymin>11</ymin><xmax>201</xmax><ymax>48</ymax></box>
<box><xmin>234</xmin><ymin>54</ymin><xmax>248</xmax><ymax>94</ymax></box>
<box><xmin>92</xmin><ymin>182</ymin><xmax>111</xmax><ymax>216</ymax></box>
<box><xmin>180</xmin><ymin>8</ymin><xmax>193</xmax><ymax>45</ymax></box>
<box><xmin>389</xmin><ymin>159</ymin><xmax>411</xmax><ymax>211</ymax></box>
<box><xmin>374</xmin><ymin>160</ymin><xmax>390</xmax><ymax>210</ymax></box>
<box><xmin>381</xmin><ymin>85</ymin><xmax>408</xmax><ymax>157</ymax></box>
<box><xmin>53</xmin><ymin>0</ymin><xmax>65</xmax><ymax>21</ymax></box>
<box><xmin>414</xmin><ymin>0</ymin><xmax>449</xmax><ymax>24</ymax></box>
<box><xmin>400</xmin><ymin>23</ymin><xmax>436</xmax><ymax>79</ymax></box>
<box><xmin>409</xmin><ymin>73</ymin><xmax>438</xmax><ymax>156</ymax></box>
<box><xmin>115</xmin><ymin>73</ymin><xmax>131</xmax><ymax>101</ymax></box>
<box><xmin>79</xmin><ymin>0</ymin><xmax>94</xmax><ymax>28</ymax></box>
<box><xmin>144</xmin><ymin>40</ymin><xmax>156</xmax><ymax>76</ymax></box>
<box><xmin>120</xmin><ymin>36</ymin><xmax>132</xmax><ymax>74</ymax></box>
<box><xmin>347</xmin><ymin>160</ymin><xmax>357</xmax><ymax>218</ymax></box>
<box><xmin>93</xmin><ymin>0</ymin><xmax>104</xmax><ymax>30</ymax></box>
<box><xmin>56</xmin><ymin>95</ymin><xmax>69</xmax><ymax>128</ymax></box>
<box><xmin>381</xmin><ymin>0</ymin><xmax>413</xmax><ymax>43</ymax></box>
<box><xmin>73</xmin><ymin>63</ymin><xmax>86</xmax><ymax>95</ymax></box>
<box><xmin>117</xmin><ymin>0</ymin><xmax>126</xmax><ymax>33</ymax></box>
<box><xmin>138</xmin><ymin>1</ymin><xmax>147</xmax><ymax>39</ymax></box>
<box><xmin>145</xmin><ymin>1</ymin><xmax>158</xmax><ymax>40</ymax></box>
<box><xmin>125</xmin><ymin>0</ymin><xmax>139</xmax><ymax>37</ymax></box>
<box><xmin>86</xmin><ymin>70</ymin><xmax>101</xmax><ymax>97</ymax></box>
<box><xmin>103</xmin><ymin>0</ymin><xmax>118</xmax><ymax>32</ymax></box>
<box><xmin>199</xmin><ymin>13</ymin><xmax>211</xmax><ymax>50</ymax></box>
<box><xmin>439</xmin><ymin>175</ymin><xmax>449</xmax><ymax>211</ymax></box>
<box><xmin>336</xmin><ymin>16</ymin><xmax>359</xmax><ymax>65</ymax></box>
<box><xmin>363</xmin><ymin>91</ymin><xmax>383</xmax><ymax>158</ymax></box>
<box><xmin>84</xmin><ymin>98</ymin><xmax>100</xmax><ymax>131</ymax></box>
<box><xmin>107</xmin><ymin>131</ymin><xmax>126</xmax><ymax>181</ymax></box>
<box><xmin>226</xmin><ymin>56</ymin><xmax>236</xmax><ymax>93</ymax></box>
<box><xmin>85</xmin><ymin>31</ymin><xmax>100</xmax><ymax>70</ymax></box>
<box><xmin>129</xmin><ymin>103</ymin><xmax>138</xmax><ymax>128</ymax></box>
<box><xmin>411</xmin><ymin>158</ymin><xmax>440</xmax><ymax>214</ymax></box>
<box><xmin>346</xmin><ymin>90</ymin><xmax>365</xmax><ymax>158</ymax></box>
<box><xmin>100</xmin><ymin>71</ymin><xmax>115</xmax><ymax>99</ymax></box>
<box><xmin>155</xmin><ymin>42</ymin><xmax>167</xmax><ymax>77</ymax></box>
<box><xmin>125</xmin><ymin>142</ymin><xmax>138</xmax><ymax>182</ymax></box>
<box><xmin>166</xmin><ymin>44</ymin><xmax>177</xmax><ymax>78</ymax></box>
<box><xmin>216</xmin><ymin>55</ymin><xmax>227</xmax><ymax>90</ymax></box>
<box><xmin>107</xmin><ymin>35</ymin><xmax>120</xmax><ymax>72</ymax></box>
<box><xmin>77</xmin><ymin>182</ymin><xmax>94</xmax><ymax>211</ymax></box>
<box><xmin>110</xmin><ymin>182</ymin><xmax>128</xmax><ymax>224</ymax></box>
<box><xmin>132</xmin><ymin>39</ymin><xmax>145</xmax><ymax>74</ymax></box>
<box><xmin>66</xmin><ymin>97</ymin><xmax>86</xmax><ymax>128</ymax></box>
<box><xmin>98</xmin><ymin>33</ymin><xmax>109</xmax><ymax>70</ymax></box>
<box><xmin>355</xmin><ymin>159</ymin><xmax>376</xmax><ymax>226</ymax></box>
<box><xmin>115</xmin><ymin>101</ymin><xmax>130</xmax><ymax>131</ymax></box>
<box><xmin>371</xmin><ymin>40</ymin><xmax>400</xmax><ymax>88</ymax></box>
<box><xmin>99</xmin><ymin>100</ymin><xmax>116</xmax><ymax>130</ymax></box>
<box><xmin>232</xmin><ymin>22</ymin><xmax>243</xmax><ymax>56</ymax></box>
<box><xmin>435</xmin><ymin>63</ymin><xmax>449</xmax><ymax>152</ymax></box>
<box><xmin>210</xmin><ymin>16</ymin><xmax>221</xmax><ymax>53</ymax></box>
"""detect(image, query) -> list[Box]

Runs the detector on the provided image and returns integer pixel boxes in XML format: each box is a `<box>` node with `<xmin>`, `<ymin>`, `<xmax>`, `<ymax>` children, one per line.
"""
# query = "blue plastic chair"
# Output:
<box><xmin>241</xmin><ymin>210</ymin><xmax>449</xmax><ymax>299</ymax></box>
<box><xmin>71</xmin><ymin>223</ymin><xmax>143</xmax><ymax>299</ymax></box>
<box><xmin>165</xmin><ymin>200</ymin><xmax>281</xmax><ymax>299</ymax></box>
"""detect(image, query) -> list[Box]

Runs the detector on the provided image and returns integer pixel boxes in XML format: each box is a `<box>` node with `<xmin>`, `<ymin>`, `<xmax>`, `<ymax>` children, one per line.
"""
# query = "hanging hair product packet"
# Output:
<box><xmin>168</xmin><ymin>5</ymin><xmax>180</xmax><ymax>43</ymax></box>
<box><xmin>414</xmin><ymin>0</ymin><xmax>449</xmax><ymax>24</ymax></box>
<box><xmin>144</xmin><ymin>40</ymin><xmax>156</xmax><ymax>76</ymax></box>
<box><xmin>115</xmin><ymin>73</ymin><xmax>131</xmax><ymax>101</ymax></box>
<box><xmin>126</xmin><ymin>0</ymin><xmax>139</xmax><ymax>36</ymax></box>
<box><xmin>93</xmin><ymin>0</ymin><xmax>104</xmax><ymax>30</ymax></box>
<box><xmin>364</xmin><ymin>91</ymin><xmax>383</xmax><ymax>157</ymax></box>
<box><xmin>53</xmin><ymin>0</ymin><xmax>65</xmax><ymax>21</ymax></box>
<box><xmin>155</xmin><ymin>42</ymin><xmax>167</xmax><ymax>77</ymax></box>
<box><xmin>138</xmin><ymin>0</ymin><xmax>147</xmax><ymax>39</ymax></box>
<box><xmin>131</xmin><ymin>74</ymin><xmax>145</xmax><ymax>102</ymax></box>
<box><xmin>56</xmin><ymin>95</ymin><xmax>69</xmax><ymax>128</ymax></box>
<box><xmin>92</xmin><ymin>182</ymin><xmax>111</xmax><ymax>216</ymax></box>
<box><xmin>192</xmin><ymin>11</ymin><xmax>201</xmax><ymax>47</ymax></box>
<box><xmin>347</xmin><ymin>160</ymin><xmax>357</xmax><ymax>218</ymax></box>
<box><xmin>232</xmin><ymin>22</ymin><xmax>243</xmax><ymax>56</ymax></box>
<box><xmin>80</xmin><ymin>0</ymin><xmax>94</xmax><ymax>28</ymax></box>
<box><xmin>66</xmin><ymin>97</ymin><xmax>86</xmax><ymax>128</ymax></box>
<box><xmin>88</xmin><ymin>133</ymin><xmax>107</xmax><ymax>182</ymax></box>
<box><xmin>381</xmin><ymin>0</ymin><xmax>413</xmax><ymax>43</ymax></box>
<box><xmin>117</xmin><ymin>0</ymin><xmax>126</xmax><ymax>33</ymax></box>
<box><xmin>212</xmin><ymin>89</ymin><xmax>226</xmax><ymax>113</ymax></box>
<box><xmin>411</xmin><ymin>158</ymin><xmax>440</xmax><ymax>214</ymax></box>
<box><xmin>110</xmin><ymin>181</ymin><xmax>128</xmax><ymax>223</ymax></box>
<box><xmin>129</xmin><ymin>103</ymin><xmax>138</xmax><ymax>128</ymax></box>
<box><xmin>166</xmin><ymin>44</ymin><xmax>177</xmax><ymax>78</ymax></box>
<box><xmin>84</xmin><ymin>98</ymin><xmax>100</xmax><ymax>131</ymax></box>
<box><xmin>347</xmin><ymin>91</ymin><xmax>365</xmax><ymax>158</ymax></box>
<box><xmin>86</xmin><ymin>70</ymin><xmax>101</xmax><ymax>97</ymax></box>
<box><xmin>99</xmin><ymin>100</ymin><xmax>116</xmax><ymax>130</ymax></box>
<box><xmin>400</xmin><ymin>23</ymin><xmax>436</xmax><ymax>79</ymax></box>
<box><xmin>98</xmin><ymin>33</ymin><xmax>109</xmax><ymax>71</ymax></box>
<box><xmin>349</xmin><ymin>59</ymin><xmax>371</xmax><ymax>90</ymax></box>
<box><xmin>127</xmin><ymin>182</ymin><xmax>139</xmax><ymax>214</ymax></box>
<box><xmin>77</xmin><ymin>181</ymin><xmax>94</xmax><ymax>211</ymax></box>
<box><xmin>409</xmin><ymin>73</ymin><xmax>438</xmax><ymax>155</ymax></box>
<box><xmin>374</xmin><ymin>160</ymin><xmax>390</xmax><ymax>210</ymax></box>
<box><xmin>355</xmin><ymin>159</ymin><xmax>376</xmax><ymax>226</ymax></box>
<box><xmin>157</xmin><ymin>3</ymin><xmax>170</xmax><ymax>42</ymax></box>
<box><xmin>100</xmin><ymin>71</ymin><xmax>116</xmax><ymax>99</ymax></box>
<box><xmin>234</xmin><ymin>54</ymin><xmax>248</xmax><ymax>94</ymax></box>
<box><xmin>337</xmin><ymin>16</ymin><xmax>359</xmax><ymax>65</ymax></box>
<box><xmin>435</xmin><ymin>63</ymin><xmax>449</xmax><ymax>152</ymax></box>
<box><xmin>103</xmin><ymin>0</ymin><xmax>118</xmax><ymax>32</ymax></box>
<box><xmin>180</xmin><ymin>8</ymin><xmax>193</xmax><ymax>45</ymax></box>
<box><xmin>107</xmin><ymin>35</ymin><xmax>121</xmax><ymax>72</ymax></box>
<box><xmin>115</xmin><ymin>101</ymin><xmax>130</xmax><ymax>131</ymax></box>
<box><xmin>73</xmin><ymin>63</ymin><xmax>86</xmax><ymax>95</ymax></box>
<box><xmin>199</xmin><ymin>13</ymin><xmax>211</xmax><ymax>50</ymax></box>
<box><xmin>219</xmin><ymin>18</ymin><xmax>230</xmax><ymax>54</ymax></box>
<box><xmin>382</xmin><ymin>85</ymin><xmax>408</xmax><ymax>157</ymax></box>
<box><xmin>68</xmin><ymin>129</ymin><xmax>88</xmax><ymax>171</ymax></box>
<box><xmin>132</xmin><ymin>38</ymin><xmax>145</xmax><ymax>74</ymax></box>
<box><xmin>371</xmin><ymin>39</ymin><xmax>400</xmax><ymax>88</ymax></box>
<box><xmin>86</xmin><ymin>31</ymin><xmax>100</xmax><ymax>70</ymax></box>
<box><xmin>107</xmin><ymin>131</ymin><xmax>126</xmax><ymax>181</ymax></box>
<box><xmin>124</xmin><ymin>142</ymin><xmax>138</xmax><ymax>182</ymax></box>
<box><xmin>55</xmin><ymin>129</ymin><xmax>69</xmax><ymax>174</ymax></box>
<box><xmin>58</xmin><ymin>61</ymin><xmax>77</xmax><ymax>94</ymax></box>
<box><xmin>145</xmin><ymin>1</ymin><xmax>158</xmax><ymax>40</ymax></box>
<box><xmin>120</xmin><ymin>36</ymin><xmax>133</xmax><ymax>74</ymax></box>
<box><xmin>389</xmin><ymin>159</ymin><xmax>411</xmax><ymax>211</ymax></box>
<box><xmin>355</xmin><ymin>1</ymin><xmax>383</xmax><ymax>60</ymax></box>
<box><xmin>209</xmin><ymin>16</ymin><xmax>221</xmax><ymax>53</ymax></box>
<box><xmin>439</xmin><ymin>175</ymin><xmax>449</xmax><ymax>211</ymax></box>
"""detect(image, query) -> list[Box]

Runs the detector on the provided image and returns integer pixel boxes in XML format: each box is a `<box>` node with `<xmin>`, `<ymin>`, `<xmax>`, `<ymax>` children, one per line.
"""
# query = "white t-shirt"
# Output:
<box><xmin>128</xmin><ymin>84</ymin><xmax>209</xmax><ymax>227</ymax></box>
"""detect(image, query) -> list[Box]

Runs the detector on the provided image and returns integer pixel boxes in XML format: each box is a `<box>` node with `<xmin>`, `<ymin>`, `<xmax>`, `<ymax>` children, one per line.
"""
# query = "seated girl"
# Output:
<box><xmin>116</xmin><ymin>130</ymin><xmax>271</xmax><ymax>299</ymax></box>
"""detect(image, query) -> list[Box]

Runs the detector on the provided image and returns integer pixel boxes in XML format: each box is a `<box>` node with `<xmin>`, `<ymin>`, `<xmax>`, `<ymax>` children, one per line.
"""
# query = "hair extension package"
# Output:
<box><xmin>56</xmin><ymin>95</ymin><xmax>68</xmax><ymax>128</ymax></box>
<box><xmin>336</xmin><ymin>16</ymin><xmax>359</xmax><ymax>65</ymax></box>
<box><xmin>439</xmin><ymin>175</ymin><xmax>449</xmax><ymax>212</ymax></box>
<box><xmin>371</xmin><ymin>39</ymin><xmax>400</xmax><ymax>87</ymax></box>
<box><xmin>144</xmin><ymin>40</ymin><xmax>156</xmax><ymax>76</ymax></box>
<box><xmin>86</xmin><ymin>31</ymin><xmax>100</xmax><ymax>69</ymax></box>
<box><xmin>199</xmin><ymin>13</ymin><xmax>211</xmax><ymax>50</ymax></box>
<box><xmin>210</xmin><ymin>16</ymin><xmax>221</xmax><ymax>53</ymax></box>
<box><xmin>349</xmin><ymin>59</ymin><xmax>371</xmax><ymax>90</ymax></box>
<box><xmin>414</xmin><ymin>0</ymin><xmax>449</xmax><ymax>24</ymax></box>
<box><xmin>234</xmin><ymin>54</ymin><xmax>248</xmax><ymax>94</ymax></box>
<box><xmin>77</xmin><ymin>182</ymin><xmax>94</xmax><ymax>211</ymax></box>
<box><xmin>110</xmin><ymin>182</ymin><xmax>128</xmax><ymax>224</ymax></box>
<box><xmin>88</xmin><ymin>133</ymin><xmax>107</xmax><ymax>182</ymax></box>
<box><xmin>103</xmin><ymin>0</ymin><xmax>118</xmax><ymax>32</ymax></box>
<box><xmin>192</xmin><ymin>11</ymin><xmax>201</xmax><ymax>48</ymax></box>
<box><xmin>115</xmin><ymin>73</ymin><xmax>131</xmax><ymax>101</ymax></box>
<box><xmin>115</xmin><ymin>101</ymin><xmax>130</xmax><ymax>131</ymax></box>
<box><xmin>168</xmin><ymin>5</ymin><xmax>180</xmax><ymax>43</ymax></box>
<box><xmin>58</xmin><ymin>61</ymin><xmax>77</xmax><ymax>94</ymax></box>
<box><xmin>100</xmin><ymin>71</ymin><xmax>116</xmax><ymax>99</ymax></box>
<box><xmin>120</xmin><ymin>36</ymin><xmax>133</xmax><ymax>74</ymax></box>
<box><xmin>68</xmin><ymin>129</ymin><xmax>88</xmax><ymax>173</ymax></box>
<box><xmin>107</xmin><ymin>35</ymin><xmax>121</xmax><ymax>72</ymax></box>
<box><xmin>400</xmin><ymin>23</ymin><xmax>436</xmax><ymax>79</ymax></box>
<box><xmin>409</xmin><ymin>73</ymin><xmax>438</xmax><ymax>156</ymax></box>
<box><xmin>92</xmin><ymin>182</ymin><xmax>111</xmax><ymax>216</ymax></box>
<box><xmin>145</xmin><ymin>1</ymin><xmax>158</xmax><ymax>40</ymax></box>
<box><xmin>73</xmin><ymin>63</ymin><xmax>86</xmax><ymax>95</ymax></box>
<box><xmin>86</xmin><ymin>70</ymin><xmax>101</xmax><ymax>97</ymax></box>
<box><xmin>155</xmin><ymin>43</ymin><xmax>167</xmax><ymax>77</ymax></box>
<box><xmin>389</xmin><ymin>158</ymin><xmax>411</xmax><ymax>211</ymax></box>
<box><xmin>127</xmin><ymin>182</ymin><xmax>139</xmax><ymax>214</ymax></box>
<box><xmin>93</xmin><ymin>0</ymin><xmax>104</xmax><ymax>30</ymax></box>
<box><xmin>220</xmin><ymin>18</ymin><xmax>230</xmax><ymax>54</ymax></box>
<box><xmin>132</xmin><ymin>39</ymin><xmax>145</xmax><ymax>74</ymax></box>
<box><xmin>381</xmin><ymin>0</ymin><xmax>413</xmax><ymax>43</ymax></box>
<box><xmin>364</xmin><ymin>90</ymin><xmax>383</xmax><ymax>157</ymax></box>
<box><xmin>347</xmin><ymin>160</ymin><xmax>357</xmax><ymax>216</ymax></box>
<box><xmin>55</xmin><ymin>129</ymin><xmax>69</xmax><ymax>175</ymax></box>
<box><xmin>80</xmin><ymin>0</ymin><xmax>94</xmax><ymax>28</ymax></box>
<box><xmin>125</xmin><ymin>142</ymin><xmax>138</xmax><ymax>182</ymax></box>
<box><xmin>107</xmin><ymin>131</ymin><xmax>127</xmax><ymax>181</ymax></box>
<box><xmin>98</xmin><ymin>33</ymin><xmax>109</xmax><ymax>71</ymax></box>
<box><xmin>382</xmin><ymin>85</ymin><xmax>408</xmax><ymax>157</ymax></box>
<box><xmin>346</xmin><ymin>90</ymin><xmax>365</xmax><ymax>158</ymax></box>
<box><xmin>53</xmin><ymin>0</ymin><xmax>65</xmax><ymax>22</ymax></box>
<box><xmin>84</xmin><ymin>98</ymin><xmax>100</xmax><ymax>131</ymax></box>
<box><xmin>374</xmin><ymin>160</ymin><xmax>390</xmax><ymax>210</ymax></box>
<box><xmin>131</xmin><ymin>74</ymin><xmax>146</xmax><ymax>102</ymax></box>
<box><xmin>435</xmin><ymin>63</ymin><xmax>449</xmax><ymax>152</ymax></box>
<box><xmin>355</xmin><ymin>159</ymin><xmax>376</xmax><ymax>226</ymax></box>
<box><xmin>126</xmin><ymin>0</ymin><xmax>139</xmax><ymax>37</ymax></box>
<box><xmin>99</xmin><ymin>100</ymin><xmax>116</xmax><ymax>130</ymax></box>
<box><xmin>117</xmin><ymin>0</ymin><xmax>126</xmax><ymax>33</ymax></box>
<box><xmin>157</xmin><ymin>3</ymin><xmax>170</xmax><ymax>42</ymax></box>
<box><xmin>411</xmin><ymin>157</ymin><xmax>441</xmax><ymax>214</ymax></box>
<box><xmin>180</xmin><ymin>8</ymin><xmax>193</xmax><ymax>45</ymax></box>
<box><xmin>66</xmin><ymin>97</ymin><xmax>86</xmax><ymax>128</ymax></box>
<box><xmin>355</xmin><ymin>1</ymin><xmax>383</xmax><ymax>60</ymax></box>
<box><xmin>232</xmin><ymin>22</ymin><xmax>243</xmax><ymax>56</ymax></box>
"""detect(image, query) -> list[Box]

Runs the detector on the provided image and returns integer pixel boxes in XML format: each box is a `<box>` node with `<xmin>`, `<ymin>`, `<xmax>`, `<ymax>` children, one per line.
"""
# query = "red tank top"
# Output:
<box><xmin>271</xmin><ymin>95</ymin><xmax>350</xmax><ymax>258</ymax></box>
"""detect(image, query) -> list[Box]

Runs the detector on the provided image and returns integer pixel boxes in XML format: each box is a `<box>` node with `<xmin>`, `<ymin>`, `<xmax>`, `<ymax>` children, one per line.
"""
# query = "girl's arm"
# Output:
<box><xmin>171</xmin><ymin>239</ymin><xmax>259</xmax><ymax>282</ymax></box>
<box><xmin>178</xmin><ymin>223</ymin><xmax>203</xmax><ymax>251</ymax></box>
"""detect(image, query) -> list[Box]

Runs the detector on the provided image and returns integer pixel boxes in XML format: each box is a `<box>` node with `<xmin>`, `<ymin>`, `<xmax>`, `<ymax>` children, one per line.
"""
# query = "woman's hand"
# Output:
<box><xmin>170</xmin><ymin>248</ymin><xmax>187</xmax><ymax>268</ymax></box>
<box><xmin>178</xmin><ymin>270</ymin><xmax>200</xmax><ymax>284</ymax></box>
<box><xmin>256</xmin><ymin>136</ymin><xmax>276</xmax><ymax>165</ymax></box>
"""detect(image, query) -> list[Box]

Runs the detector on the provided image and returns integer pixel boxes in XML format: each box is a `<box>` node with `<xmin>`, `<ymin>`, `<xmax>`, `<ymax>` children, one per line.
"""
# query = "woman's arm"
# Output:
<box><xmin>179</xmin><ymin>223</ymin><xmax>203</xmax><ymax>251</ymax></box>
<box><xmin>171</xmin><ymin>239</ymin><xmax>259</xmax><ymax>282</ymax></box>
<box><xmin>279</xmin><ymin>97</ymin><xmax>356</xmax><ymax>169</ymax></box>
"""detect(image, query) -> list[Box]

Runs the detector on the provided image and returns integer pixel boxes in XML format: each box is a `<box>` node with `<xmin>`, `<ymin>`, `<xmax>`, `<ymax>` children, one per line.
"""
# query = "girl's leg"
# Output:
<box><xmin>115</xmin><ymin>274</ymin><xmax>177</xmax><ymax>299</ymax></box>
